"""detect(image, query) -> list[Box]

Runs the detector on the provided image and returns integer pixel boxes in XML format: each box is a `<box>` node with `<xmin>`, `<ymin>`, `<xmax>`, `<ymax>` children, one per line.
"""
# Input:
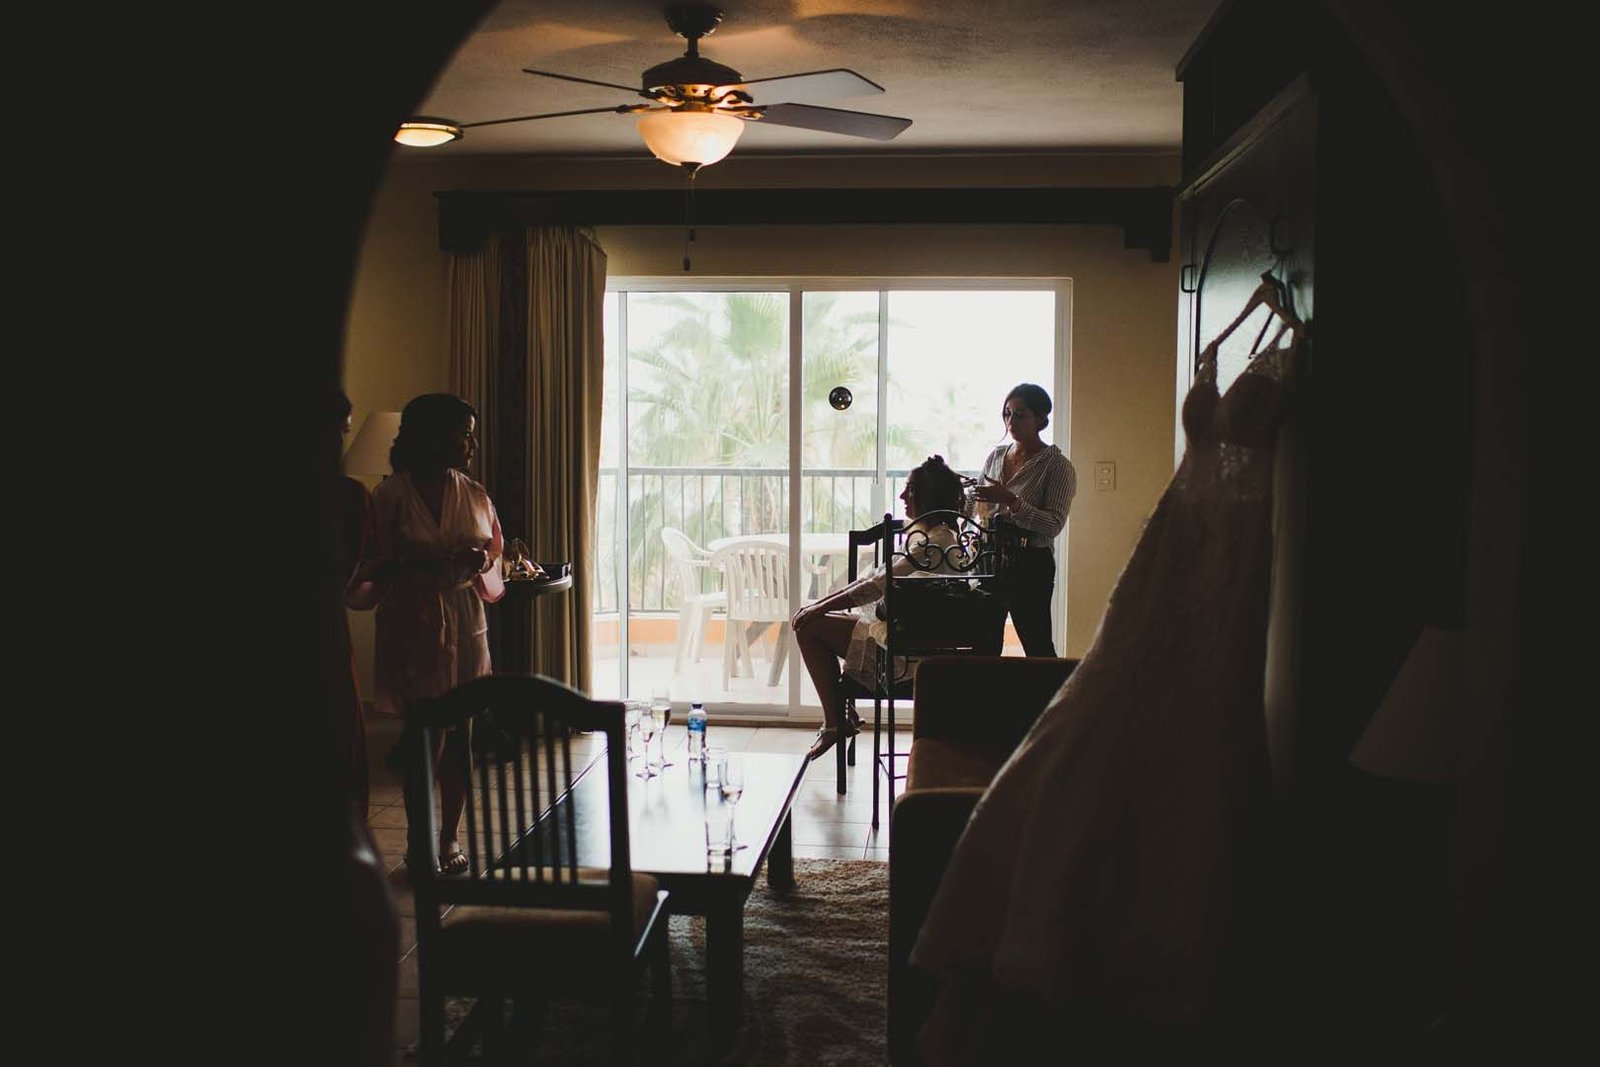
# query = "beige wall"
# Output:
<box><xmin>343</xmin><ymin>152</ymin><xmax>1180</xmax><ymax>685</ymax></box>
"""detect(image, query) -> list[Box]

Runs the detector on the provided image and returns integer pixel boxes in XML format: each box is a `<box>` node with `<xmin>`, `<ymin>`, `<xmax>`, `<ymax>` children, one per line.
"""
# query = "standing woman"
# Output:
<box><xmin>971</xmin><ymin>383</ymin><xmax>1076</xmax><ymax>657</ymax></box>
<box><xmin>330</xmin><ymin>389</ymin><xmax>376</xmax><ymax>821</ymax></box>
<box><xmin>347</xmin><ymin>393</ymin><xmax>505</xmax><ymax>874</ymax></box>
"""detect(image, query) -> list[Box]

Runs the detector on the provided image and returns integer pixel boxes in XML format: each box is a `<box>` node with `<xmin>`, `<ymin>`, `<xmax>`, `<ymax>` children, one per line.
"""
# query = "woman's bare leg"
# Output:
<box><xmin>796</xmin><ymin>612</ymin><xmax>858</xmax><ymax>730</ymax></box>
<box><xmin>435</xmin><ymin>729</ymin><xmax>469</xmax><ymax>869</ymax></box>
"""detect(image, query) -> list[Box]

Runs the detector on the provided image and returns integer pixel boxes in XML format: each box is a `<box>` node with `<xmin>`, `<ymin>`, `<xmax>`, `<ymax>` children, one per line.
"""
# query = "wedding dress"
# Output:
<box><xmin>909</xmin><ymin>304</ymin><xmax>1301</xmax><ymax>1057</ymax></box>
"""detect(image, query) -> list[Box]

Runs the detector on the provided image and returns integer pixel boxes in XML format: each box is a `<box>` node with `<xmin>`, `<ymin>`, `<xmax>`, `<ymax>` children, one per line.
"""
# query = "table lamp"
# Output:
<box><xmin>342</xmin><ymin>411</ymin><xmax>402</xmax><ymax>479</ymax></box>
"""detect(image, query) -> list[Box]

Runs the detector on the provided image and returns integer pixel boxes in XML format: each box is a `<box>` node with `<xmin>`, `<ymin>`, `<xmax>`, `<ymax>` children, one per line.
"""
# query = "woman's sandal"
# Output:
<box><xmin>806</xmin><ymin>718</ymin><xmax>861</xmax><ymax>761</ymax></box>
<box><xmin>439</xmin><ymin>842</ymin><xmax>469</xmax><ymax>875</ymax></box>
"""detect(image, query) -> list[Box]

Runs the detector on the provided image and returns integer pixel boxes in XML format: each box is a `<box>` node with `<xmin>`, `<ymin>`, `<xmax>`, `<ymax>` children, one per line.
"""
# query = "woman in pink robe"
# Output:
<box><xmin>347</xmin><ymin>393</ymin><xmax>504</xmax><ymax>874</ymax></box>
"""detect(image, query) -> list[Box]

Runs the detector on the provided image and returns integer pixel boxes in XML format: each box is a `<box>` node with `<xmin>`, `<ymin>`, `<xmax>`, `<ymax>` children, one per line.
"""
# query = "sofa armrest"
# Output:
<box><xmin>913</xmin><ymin>656</ymin><xmax>1078</xmax><ymax>758</ymax></box>
<box><xmin>889</xmin><ymin>788</ymin><xmax>984</xmax><ymax>1066</ymax></box>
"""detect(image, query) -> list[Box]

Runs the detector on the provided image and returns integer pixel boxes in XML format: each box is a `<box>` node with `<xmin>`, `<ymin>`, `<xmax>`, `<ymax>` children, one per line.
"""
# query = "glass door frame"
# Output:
<box><xmin>604</xmin><ymin>276</ymin><xmax>1073</xmax><ymax>721</ymax></box>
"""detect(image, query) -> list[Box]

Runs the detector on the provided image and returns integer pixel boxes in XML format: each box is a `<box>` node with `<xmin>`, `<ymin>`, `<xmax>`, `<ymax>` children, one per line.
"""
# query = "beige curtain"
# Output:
<box><xmin>449</xmin><ymin>234</ymin><xmax>499</xmax><ymax>497</ymax></box>
<box><xmin>524</xmin><ymin>226</ymin><xmax>606</xmax><ymax>689</ymax></box>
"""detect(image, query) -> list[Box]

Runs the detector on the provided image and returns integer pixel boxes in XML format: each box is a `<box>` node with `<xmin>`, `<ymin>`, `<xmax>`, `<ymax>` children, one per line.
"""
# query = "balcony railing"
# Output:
<box><xmin>594</xmin><ymin>465</ymin><xmax>926</xmax><ymax>614</ymax></box>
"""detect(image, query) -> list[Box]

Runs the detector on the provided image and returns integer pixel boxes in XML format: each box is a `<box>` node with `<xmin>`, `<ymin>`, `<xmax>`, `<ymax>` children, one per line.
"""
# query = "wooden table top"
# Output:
<box><xmin>509</xmin><ymin>743</ymin><xmax>809</xmax><ymax>885</ymax></box>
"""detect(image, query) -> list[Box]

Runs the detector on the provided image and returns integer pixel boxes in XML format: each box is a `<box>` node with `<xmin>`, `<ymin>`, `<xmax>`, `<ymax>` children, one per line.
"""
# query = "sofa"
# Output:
<box><xmin>887</xmin><ymin>654</ymin><xmax>1079</xmax><ymax>1065</ymax></box>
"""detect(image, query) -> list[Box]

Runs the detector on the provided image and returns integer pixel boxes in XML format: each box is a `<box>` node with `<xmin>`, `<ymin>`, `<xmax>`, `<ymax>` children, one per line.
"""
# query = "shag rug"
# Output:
<box><xmin>419</xmin><ymin>858</ymin><xmax>889</xmax><ymax>1064</ymax></box>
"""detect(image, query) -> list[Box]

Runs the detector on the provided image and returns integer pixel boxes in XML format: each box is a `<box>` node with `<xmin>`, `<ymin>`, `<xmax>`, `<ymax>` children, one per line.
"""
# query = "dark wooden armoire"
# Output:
<box><xmin>1174</xmin><ymin>0</ymin><xmax>1477</xmax><ymax>1050</ymax></box>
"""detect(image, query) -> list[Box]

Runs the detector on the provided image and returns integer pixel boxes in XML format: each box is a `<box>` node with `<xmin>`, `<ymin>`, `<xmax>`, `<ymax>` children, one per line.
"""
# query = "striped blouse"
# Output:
<box><xmin>978</xmin><ymin>442</ymin><xmax>1077</xmax><ymax>549</ymax></box>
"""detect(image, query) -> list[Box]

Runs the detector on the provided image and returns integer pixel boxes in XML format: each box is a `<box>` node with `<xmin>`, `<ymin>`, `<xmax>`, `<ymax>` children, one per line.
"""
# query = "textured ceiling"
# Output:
<box><xmin>405</xmin><ymin>0</ymin><xmax>1221</xmax><ymax>159</ymax></box>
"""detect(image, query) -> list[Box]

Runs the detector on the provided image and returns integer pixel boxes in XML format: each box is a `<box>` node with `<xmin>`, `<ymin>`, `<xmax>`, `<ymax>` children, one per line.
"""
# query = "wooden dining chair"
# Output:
<box><xmin>402</xmin><ymin>674</ymin><xmax>671</xmax><ymax>1065</ymax></box>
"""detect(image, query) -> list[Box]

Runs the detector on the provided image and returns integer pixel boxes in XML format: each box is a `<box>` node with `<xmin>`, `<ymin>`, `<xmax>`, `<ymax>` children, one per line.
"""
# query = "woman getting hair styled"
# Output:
<box><xmin>970</xmin><ymin>382</ymin><xmax>1076</xmax><ymax>656</ymax></box>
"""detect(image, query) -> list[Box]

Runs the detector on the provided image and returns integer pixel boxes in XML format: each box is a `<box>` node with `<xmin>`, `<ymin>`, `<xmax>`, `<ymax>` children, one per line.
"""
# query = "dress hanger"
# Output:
<box><xmin>1202</xmin><ymin>271</ymin><xmax>1304</xmax><ymax>364</ymax></box>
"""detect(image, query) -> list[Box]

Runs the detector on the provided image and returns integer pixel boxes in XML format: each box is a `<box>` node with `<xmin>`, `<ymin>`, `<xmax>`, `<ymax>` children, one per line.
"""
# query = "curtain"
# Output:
<box><xmin>522</xmin><ymin>227</ymin><xmax>606</xmax><ymax>689</ymax></box>
<box><xmin>448</xmin><ymin>226</ymin><xmax>605</xmax><ymax>690</ymax></box>
<box><xmin>449</xmin><ymin>234</ymin><xmax>499</xmax><ymax>498</ymax></box>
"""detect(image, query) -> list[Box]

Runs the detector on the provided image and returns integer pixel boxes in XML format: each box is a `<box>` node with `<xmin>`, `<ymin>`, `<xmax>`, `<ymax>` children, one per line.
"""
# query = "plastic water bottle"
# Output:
<box><xmin>687</xmin><ymin>700</ymin><xmax>708</xmax><ymax>761</ymax></box>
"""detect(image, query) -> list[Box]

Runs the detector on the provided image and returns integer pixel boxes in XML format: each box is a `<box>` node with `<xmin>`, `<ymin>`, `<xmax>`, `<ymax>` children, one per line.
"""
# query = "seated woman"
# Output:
<box><xmin>792</xmin><ymin>455</ymin><xmax>970</xmax><ymax>761</ymax></box>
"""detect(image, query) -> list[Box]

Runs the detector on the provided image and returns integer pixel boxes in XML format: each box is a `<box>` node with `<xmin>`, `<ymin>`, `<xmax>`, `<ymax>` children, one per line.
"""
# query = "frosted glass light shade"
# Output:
<box><xmin>635</xmin><ymin>110</ymin><xmax>744</xmax><ymax>167</ymax></box>
<box><xmin>394</xmin><ymin>121</ymin><xmax>462</xmax><ymax>147</ymax></box>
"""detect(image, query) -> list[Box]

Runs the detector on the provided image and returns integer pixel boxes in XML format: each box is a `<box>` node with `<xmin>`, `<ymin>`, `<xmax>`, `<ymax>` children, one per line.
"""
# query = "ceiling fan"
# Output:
<box><xmin>395</xmin><ymin>3</ymin><xmax>913</xmax><ymax>168</ymax></box>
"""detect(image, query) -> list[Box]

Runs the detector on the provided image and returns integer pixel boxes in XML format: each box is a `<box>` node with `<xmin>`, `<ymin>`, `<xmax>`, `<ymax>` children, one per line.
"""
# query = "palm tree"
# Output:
<box><xmin>622</xmin><ymin>290</ymin><xmax>958</xmax><ymax>610</ymax></box>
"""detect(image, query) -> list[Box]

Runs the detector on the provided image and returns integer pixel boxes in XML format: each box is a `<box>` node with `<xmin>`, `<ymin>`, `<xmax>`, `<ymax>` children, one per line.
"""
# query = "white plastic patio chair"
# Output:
<box><xmin>707</xmin><ymin>539</ymin><xmax>792</xmax><ymax>689</ymax></box>
<box><xmin>661</xmin><ymin>527</ymin><xmax>727</xmax><ymax>674</ymax></box>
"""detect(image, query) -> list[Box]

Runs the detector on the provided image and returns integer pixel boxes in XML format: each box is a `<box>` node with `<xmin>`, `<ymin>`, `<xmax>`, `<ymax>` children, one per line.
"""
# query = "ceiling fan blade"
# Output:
<box><xmin>729</xmin><ymin>68</ymin><xmax>884</xmax><ymax>105</ymax></box>
<box><xmin>755</xmin><ymin>103</ymin><xmax>911</xmax><ymax>141</ymax></box>
<box><xmin>521</xmin><ymin>67</ymin><xmax>649</xmax><ymax>98</ymax></box>
<box><xmin>460</xmin><ymin>105</ymin><xmax>643</xmax><ymax>131</ymax></box>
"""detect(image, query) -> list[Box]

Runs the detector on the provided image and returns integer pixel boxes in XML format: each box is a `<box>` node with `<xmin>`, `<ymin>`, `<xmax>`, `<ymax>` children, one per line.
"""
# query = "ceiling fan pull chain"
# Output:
<box><xmin>681</xmin><ymin>163</ymin><xmax>702</xmax><ymax>272</ymax></box>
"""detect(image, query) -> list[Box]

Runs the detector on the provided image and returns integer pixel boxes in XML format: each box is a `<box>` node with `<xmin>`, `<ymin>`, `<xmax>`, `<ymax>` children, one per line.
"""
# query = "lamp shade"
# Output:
<box><xmin>395</xmin><ymin>120</ymin><xmax>462</xmax><ymax>147</ymax></box>
<box><xmin>342</xmin><ymin>411</ymin><xmax>402</xmax><ymax>477</ymax></box>
<box><xmin>635</xmin><ymin>109</ymin><xmax>745</xmax><ymax>167</ymax></box>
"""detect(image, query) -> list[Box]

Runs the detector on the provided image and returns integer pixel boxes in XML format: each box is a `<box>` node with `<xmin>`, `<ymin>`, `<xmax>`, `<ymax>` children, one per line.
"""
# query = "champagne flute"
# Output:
<box><xmin>720</xmin><ymin>754</ymin><xmax>748</xmax><ymax>850</ymax></box>
<box><xmin>650</xmin><ymin>689</ymin><xmax>674</xmax><ymax>768</ymax></box>
<box><xmin>623</xmin><ymin>699</ymin><xmax>644</xmax><ymax>771</ymax></box>
<box><xmin>635</xmin><ymin>703</ymin><xmax>659</xmax><ymax>779</ymax></box>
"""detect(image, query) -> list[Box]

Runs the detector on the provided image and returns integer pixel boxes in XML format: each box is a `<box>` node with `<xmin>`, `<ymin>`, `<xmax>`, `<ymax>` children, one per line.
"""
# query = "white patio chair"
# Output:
<box><xmin>707</xmin><ymin>539</ymin><xmax>792</xmax><ymax>689</ymax></box>
<box><xmin>661</xmin><ymin>527</ymin><xmax>727</xmax><ymax>674</ymax></box>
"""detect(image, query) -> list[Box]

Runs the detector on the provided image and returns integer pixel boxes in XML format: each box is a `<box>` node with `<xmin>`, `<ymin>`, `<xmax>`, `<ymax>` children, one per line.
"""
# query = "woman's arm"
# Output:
<box><xmin>792</xmin><ymin>526</ymin><xmax>953</xmax><ymax>630</ymax></box>
<box><xmin>1008</xmin><ymin>453</ymin><xmax>1077</xmax><ymax>541</ymax></box>
<box><xmin>793</xmin><ymin>567</ymin><xmax>886</xmax><ymax>630</ymax></box>
<box><xmin>470</xmin><ymin>497</ymin><xmax>506</xmax><ymax>603</ymax></box>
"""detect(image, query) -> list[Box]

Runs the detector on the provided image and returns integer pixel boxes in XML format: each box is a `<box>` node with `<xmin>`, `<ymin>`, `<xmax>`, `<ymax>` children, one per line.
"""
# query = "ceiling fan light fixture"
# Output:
<box><xmin>635</xmin><ymin>109</ymin><xmax>744</xmax><ymax>167</ymax></box>
<box><xmin>394</xmin><ymin>120</ymin><xmax>463</xmax><ymax>147</ymax></box>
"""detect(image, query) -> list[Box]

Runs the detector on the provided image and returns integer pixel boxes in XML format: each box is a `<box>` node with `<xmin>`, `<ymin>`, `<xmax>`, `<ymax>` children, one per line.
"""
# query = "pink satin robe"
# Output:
<box><xmin>349</xmin><ymin>469</ymin><xmax>505</xmax><ymax>717</ymax></box>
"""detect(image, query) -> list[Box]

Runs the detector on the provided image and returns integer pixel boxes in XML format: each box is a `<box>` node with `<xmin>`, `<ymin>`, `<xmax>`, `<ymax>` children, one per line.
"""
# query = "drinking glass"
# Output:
<box><xmin>635</xmin><ymin>703</ymin><xmax>659</xmax><ymax>779</ymax></box>
<box><xmin>650</xmin><ymin>689</ymin><xmax>674</xmax><ymax>768</ymax></box>
<box><xmin>704</xmin><ymin>744</ymin><xmax>728</xmax><ymax>792</ymax></box>
<box><xmin>704</xmin><ymin>805</ymin><xmax>734</xmax><ymax>868</ymax></box>
<box><xmin>623</xmin><ymin>699</ymin><xmax>645</xmax><ymax>770</ymax></box>
<box><xmin>719</xmin><ymin>754</ymin><xmax>748</xmax><ymax>850</ymax></box>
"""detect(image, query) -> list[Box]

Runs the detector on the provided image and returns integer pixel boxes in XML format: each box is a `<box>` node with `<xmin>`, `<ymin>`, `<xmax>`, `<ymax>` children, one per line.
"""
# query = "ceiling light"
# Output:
<box><xmin>394</xmin><ymin>120</ymin><xmax>463</xmax><ymax>147</ymax></box>
<box><xmin>635</xmin><ymin>109</ymin><xmax>744</xmax><ymax>167</ymax></box>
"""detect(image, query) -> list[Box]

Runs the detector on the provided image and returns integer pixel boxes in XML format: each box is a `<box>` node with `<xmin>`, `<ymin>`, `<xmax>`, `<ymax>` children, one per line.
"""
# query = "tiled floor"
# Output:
<box><xmin>366</xmin><ymin>711</ymin><xmax>905</xmax><ymax>1052</ymax></box>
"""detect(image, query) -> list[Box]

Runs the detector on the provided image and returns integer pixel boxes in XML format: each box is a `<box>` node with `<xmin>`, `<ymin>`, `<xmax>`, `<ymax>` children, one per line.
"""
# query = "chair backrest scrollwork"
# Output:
<box><xmin>896</xmin><ymin>509</ymin><xmax>1002</xmax><ymax>579</ymax></box>
<box><xmin>878</xmin><ymin>509</ymin><xmax>1009</xmax><ymax>659</ymax></box>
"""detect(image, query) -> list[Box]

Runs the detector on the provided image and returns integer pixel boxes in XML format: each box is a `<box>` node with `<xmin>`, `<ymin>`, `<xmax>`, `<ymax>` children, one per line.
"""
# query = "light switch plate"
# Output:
<box><xmin>1094</xmin><ymin>461</ymin><xmax>1116</xmax><ymax>491</ymax></box>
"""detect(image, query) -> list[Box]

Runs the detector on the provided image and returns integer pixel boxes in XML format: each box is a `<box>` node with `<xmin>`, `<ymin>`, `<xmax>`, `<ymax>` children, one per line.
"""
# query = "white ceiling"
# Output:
<box><xmin>407</xmin><ymin>0</ymin><xmax>1221</xmax><ymax>159</ymax></box>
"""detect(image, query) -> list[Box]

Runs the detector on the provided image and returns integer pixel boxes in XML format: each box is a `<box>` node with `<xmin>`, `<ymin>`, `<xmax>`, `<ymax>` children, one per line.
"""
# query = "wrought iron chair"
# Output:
<box><xmin>832</xmin><ymin>517</ymin><xmax>906</xmax><ymax>795</ymax></box>
<box><xmin>867</xmin><ymin>509</ymin><xmax>1011</xmax><ymax>830</ymax></box>
<box><xmin>402</xmin><ymin>674</ymin><xmax>670</xmax><ymax>1065</ymax></box>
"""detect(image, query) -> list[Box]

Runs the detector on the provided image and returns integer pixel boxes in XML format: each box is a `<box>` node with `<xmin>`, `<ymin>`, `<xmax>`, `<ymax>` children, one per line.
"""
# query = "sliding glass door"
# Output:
<box><xmin>591</xmin><ymin>281</ymin><xmax>1067</xmax><ymax>719</ymax></box>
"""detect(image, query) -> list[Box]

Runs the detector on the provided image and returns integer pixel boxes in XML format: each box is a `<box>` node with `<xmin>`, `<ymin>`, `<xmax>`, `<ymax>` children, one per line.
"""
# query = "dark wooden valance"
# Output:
<box><xmin>436</xmin><ymin>186</ymin><xmax>1174</xmax><ymax>261</ymax></box>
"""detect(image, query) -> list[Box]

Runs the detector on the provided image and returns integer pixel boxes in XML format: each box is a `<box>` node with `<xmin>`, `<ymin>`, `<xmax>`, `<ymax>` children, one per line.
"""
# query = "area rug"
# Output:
<box><xmin>421</xmin><ymin>857</ymin><xmax>889</xmax><ymax>1064</ymax></box>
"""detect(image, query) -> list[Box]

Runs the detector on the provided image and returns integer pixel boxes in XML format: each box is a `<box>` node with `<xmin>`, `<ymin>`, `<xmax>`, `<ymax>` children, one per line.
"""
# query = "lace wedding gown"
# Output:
<box><xmin>909</xmin><ymin>332</ymin><xmax>1299</xmax><ymax>1056</ymax></box>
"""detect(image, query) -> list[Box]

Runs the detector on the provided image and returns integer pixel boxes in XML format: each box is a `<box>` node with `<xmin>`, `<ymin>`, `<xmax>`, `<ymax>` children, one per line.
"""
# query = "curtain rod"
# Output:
<box><xmin>435</xmin><ymin>186</ymin><xmax>1174</xmax><ymax>262</ymax></box>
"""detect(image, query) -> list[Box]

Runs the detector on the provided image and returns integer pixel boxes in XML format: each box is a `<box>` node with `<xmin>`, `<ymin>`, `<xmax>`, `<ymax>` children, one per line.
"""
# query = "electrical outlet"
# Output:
<box><xmin>1094</xmin><ymin>461</ymin><xmax>1116</xmax><ymax>491</ymax></box>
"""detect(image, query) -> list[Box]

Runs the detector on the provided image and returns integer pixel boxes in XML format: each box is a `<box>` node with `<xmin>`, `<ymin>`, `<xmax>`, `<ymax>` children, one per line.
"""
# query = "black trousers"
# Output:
<box><xmin>1000</xmin><ymin>547</ymin><xmax>1058</xmax><ymax>657</ymax></box>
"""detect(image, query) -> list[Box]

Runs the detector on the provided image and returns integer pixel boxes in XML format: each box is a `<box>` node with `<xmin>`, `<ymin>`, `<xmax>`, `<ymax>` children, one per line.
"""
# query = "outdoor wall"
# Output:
<box><xmin>343</xmin><ymin>152</ymin><xmax>1181</xmax><ymax>691</ymax></box>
